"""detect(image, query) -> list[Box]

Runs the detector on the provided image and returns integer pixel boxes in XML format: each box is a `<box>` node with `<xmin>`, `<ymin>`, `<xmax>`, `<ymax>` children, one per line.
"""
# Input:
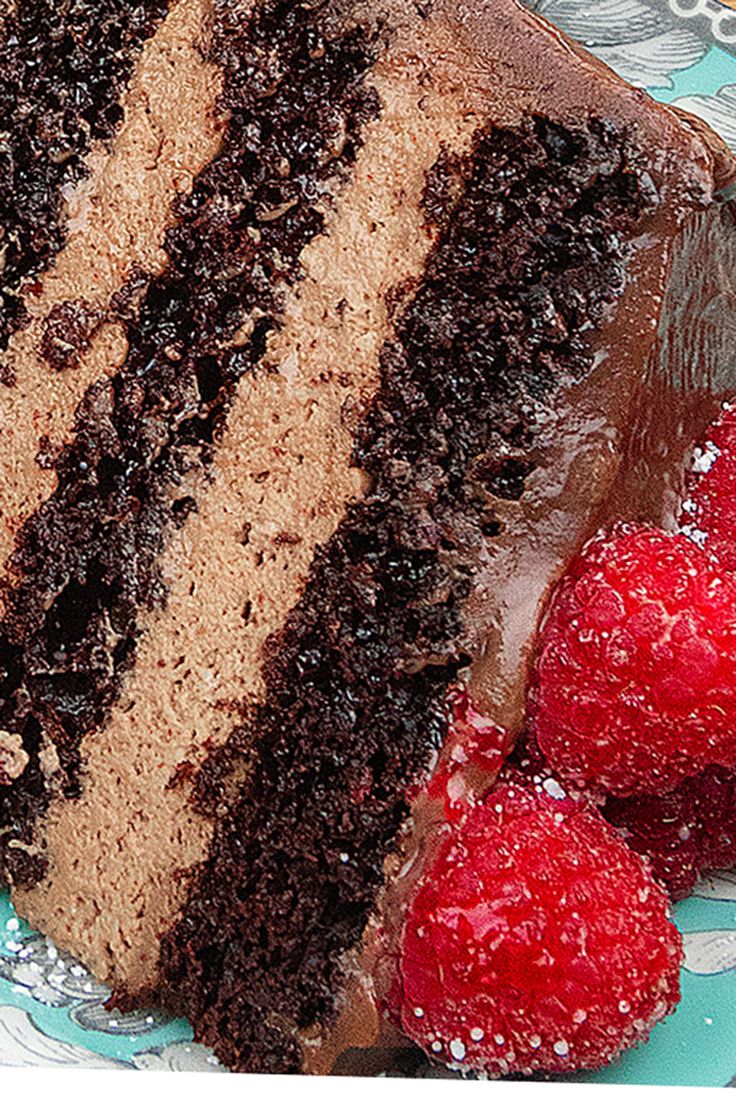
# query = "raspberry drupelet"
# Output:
<box><xmin>604</xmin><ymin>764</ymin><xmax>736</xmax><ymax>901</ymax></box>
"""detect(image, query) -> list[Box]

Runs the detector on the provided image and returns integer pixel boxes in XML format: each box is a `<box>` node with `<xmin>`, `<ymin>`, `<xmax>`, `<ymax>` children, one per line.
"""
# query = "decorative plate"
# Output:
<box><xmin>1</xmin><ymin>0</ymin><xmax>735</xmax><ymax>1083</ymax></box>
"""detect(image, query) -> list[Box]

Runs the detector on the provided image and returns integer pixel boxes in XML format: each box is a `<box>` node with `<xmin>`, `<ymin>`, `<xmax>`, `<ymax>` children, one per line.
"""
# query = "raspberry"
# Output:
<box><xmin>682</xmin><ymin>403</ymin><xmax>736</xmax><ymax>571</ymax></box>
<box><xmin>604</xmin><ymin>765</ymin><xmax>736</xmax><ymax>901</ymax></box>
<box><xmin>528</xmin><ymin>523</ymin><xmax>736</xmax><ymax>797</ymax></box>
<box><xmin>387</xmin><ymin>779</ymin><xmax>682</xmax><ymax>1075</ymax></box>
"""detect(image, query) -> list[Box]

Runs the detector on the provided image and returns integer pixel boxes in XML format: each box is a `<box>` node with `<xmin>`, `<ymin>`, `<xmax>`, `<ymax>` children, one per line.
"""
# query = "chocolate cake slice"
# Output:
<box><xmin>0</xmin><ymin>0</ymin><xmax>734</xmax><ymax>1077</ymax></box>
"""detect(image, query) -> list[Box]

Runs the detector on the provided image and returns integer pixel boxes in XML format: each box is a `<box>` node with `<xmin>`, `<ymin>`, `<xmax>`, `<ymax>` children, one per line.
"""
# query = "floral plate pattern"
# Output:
<box><xmin>1</xmin><ymin>0</ymin><xmax>736</xmax><ymax>1084</ymax></box>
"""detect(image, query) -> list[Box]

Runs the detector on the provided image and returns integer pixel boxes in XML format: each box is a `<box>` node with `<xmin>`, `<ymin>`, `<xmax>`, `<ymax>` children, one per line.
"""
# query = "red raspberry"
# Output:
<box><xmin>682</xmin><ymin>403</ymin><xmax>736</xmax><ymax>571</ymax></box>
<box><xmin>387</xmin><ymin>779</ymin><xmax>681</xmax><ymax>1076</ymax></box>
<box><xmin>528</xmin><ymin>523</ymin><xmax>736</xmax><ymax>797</ymax></box>
<box><xmin>604</xmin><ymin>765</ymin><xmax>736</xmax><ymax>901</ymax></box>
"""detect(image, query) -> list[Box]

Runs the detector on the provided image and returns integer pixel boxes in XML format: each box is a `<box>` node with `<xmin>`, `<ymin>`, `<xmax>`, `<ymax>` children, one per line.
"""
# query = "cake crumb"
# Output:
<box><xmin>0</xmin><ymin>732</ymin><xmax>29</xmax><ymax>784</ymax></box>
<box><xmin>38</xmin><ymin>742</ymin><xmax>61</xmax><ymax>779</ymax></box>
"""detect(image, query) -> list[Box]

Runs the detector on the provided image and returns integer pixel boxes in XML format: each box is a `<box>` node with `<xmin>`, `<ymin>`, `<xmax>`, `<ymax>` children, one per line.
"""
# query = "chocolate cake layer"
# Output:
<box><xmin>6</xmin><ymin>0</ymin><xmax>735</xmax><ymax>1079</ymax></box>
<box><xmin>0</xmin><ymin>0</ymin><xmax>169</xmax><ymax>356</ymax></box>
<box><xmin>0</xmin><ymin>0</ymin><xmax>379</xmax><ymax>886</ymax></box>
<box><xmin>0</xmin><ymin>0</ymin><xmax>223</xmax><ymax>574</ymax></box>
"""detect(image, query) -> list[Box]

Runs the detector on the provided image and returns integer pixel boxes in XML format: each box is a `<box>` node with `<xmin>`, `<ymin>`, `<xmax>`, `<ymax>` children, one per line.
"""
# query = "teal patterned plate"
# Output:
<box><xmin>1</xmin><ymin>0</ymin><xmax>735</xmax><ymax>1083</ymax></box>
<box><xmin>1</xmin><ymin>876</ymin><xmax>736</xmax><ymax>1083</ymax></box>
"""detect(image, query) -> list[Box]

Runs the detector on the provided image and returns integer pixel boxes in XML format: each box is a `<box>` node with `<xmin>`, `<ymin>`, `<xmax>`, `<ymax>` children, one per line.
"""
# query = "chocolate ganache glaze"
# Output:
<box><xmin>319</xmin><ymin>205</ymin><xmax>736</xmax><ymax>1076</ymax></box>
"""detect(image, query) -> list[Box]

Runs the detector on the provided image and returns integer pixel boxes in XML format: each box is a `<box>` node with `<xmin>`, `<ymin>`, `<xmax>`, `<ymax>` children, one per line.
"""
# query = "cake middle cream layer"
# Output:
<box><xmin>0</xmin><ymin>0</ymin><xmax>382</xmax><ymax>886</ymax></box>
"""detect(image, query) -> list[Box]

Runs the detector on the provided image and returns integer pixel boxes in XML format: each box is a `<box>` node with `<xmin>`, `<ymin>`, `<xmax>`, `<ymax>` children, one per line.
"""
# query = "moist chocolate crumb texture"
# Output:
<box><xmin>0</xmin><ymin>0</ymin><xmax>733</xmax><ymax>1079</ymax></box>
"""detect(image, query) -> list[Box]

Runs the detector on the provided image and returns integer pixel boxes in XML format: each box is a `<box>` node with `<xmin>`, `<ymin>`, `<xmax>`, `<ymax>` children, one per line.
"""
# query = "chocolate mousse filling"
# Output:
<box><xmin>0</xmin><ymin>0</ymin><xmax>169</xmax><ymax>356</ymax></box>
<box><xmin>0</xmin><ymin>0</ymin><xmax>379</xmax><ymax>885</ymax></box>
<box><xmin>158</xmin><ymin>114</ymin><xmax>659</xmax><ymax>1073</ymax></box>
